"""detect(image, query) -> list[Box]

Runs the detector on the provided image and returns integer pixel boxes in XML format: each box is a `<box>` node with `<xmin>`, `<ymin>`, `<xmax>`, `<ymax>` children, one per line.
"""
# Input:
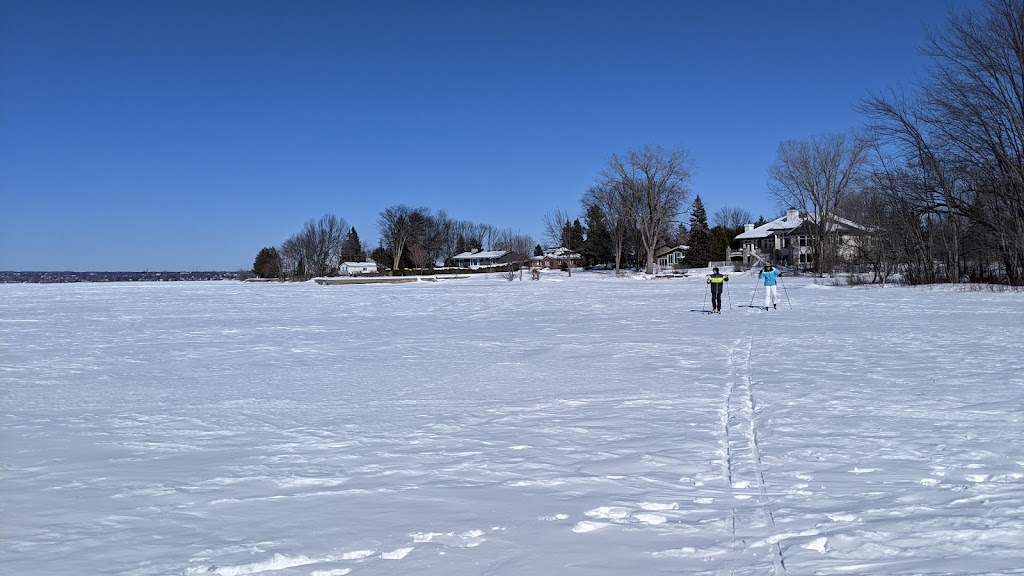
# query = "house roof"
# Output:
<box><xmin>542</xmin><ymin>247</ymin><xmax>581</xmax><ymax>258</ymax></box>
<box><xmin>452</xmin><ymin>250</ymin><xmax>507</xmax><ymax>260</ymax></box>
<box><xmin>812</xmin><ymin>213</ymin><xmax>868</xmax><ymax>233</ymax></box>
<box><xmin>735</xmin><ymin>212</ymin><xmax>804</xmax><ymax>240</ymax></box>
<box><xmin>735</xmin><ymin>211</ymin><xmax>866</xmax><ymax>240</ymax></box>
<box><xmin>655</xmin><ymin>244</ymin><xmax>689</xmax><ymax>258</ymax></box>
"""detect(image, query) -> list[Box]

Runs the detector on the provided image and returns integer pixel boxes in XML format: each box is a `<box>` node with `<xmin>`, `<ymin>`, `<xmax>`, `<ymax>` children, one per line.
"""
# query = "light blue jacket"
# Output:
<box><xmin>759</xmin><ymin>268</ymin><xmax>781</xmax><ymax>286</ymax></box>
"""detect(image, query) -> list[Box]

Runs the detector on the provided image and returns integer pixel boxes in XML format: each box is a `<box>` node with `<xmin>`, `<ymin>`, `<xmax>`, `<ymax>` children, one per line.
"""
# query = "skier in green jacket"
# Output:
<box><xmin>707</xmin><ymin>267</ymin><xmax>729</xmax><ymax>313</ymax></box>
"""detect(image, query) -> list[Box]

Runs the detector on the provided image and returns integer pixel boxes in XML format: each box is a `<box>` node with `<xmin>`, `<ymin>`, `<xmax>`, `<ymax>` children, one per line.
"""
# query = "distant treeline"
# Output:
<box><xmin>0</xmin><ymin>271</ymin><xmax>239</xmax><ymax>284</ymax></box>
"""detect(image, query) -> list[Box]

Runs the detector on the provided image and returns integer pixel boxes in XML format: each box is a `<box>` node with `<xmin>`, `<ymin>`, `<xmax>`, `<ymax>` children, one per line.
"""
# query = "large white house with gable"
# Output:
<box><xmin>732</xmin><ymin>208</ymin><xmax>869</xmax><ymax>269</ymax></box>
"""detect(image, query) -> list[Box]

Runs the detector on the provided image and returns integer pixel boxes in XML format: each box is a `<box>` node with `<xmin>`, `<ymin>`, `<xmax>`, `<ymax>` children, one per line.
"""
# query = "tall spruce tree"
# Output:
<box><xmin>685</xmin><ymin>196</ymin><xmax>714</xmax><ymax>267</ymax></box>
<box><xmin>341</xmin><ymin>227</ymin><xmax>366</xmax><ymax>262</ymax></box>
<box><xmin>560</xmin><ymin>219</ymin><xmax>586</xmax><ymax>251</ymax></box>
<box><xmin>581</xmin><ymin>204</ymin><xmax>613</xmax><ymax>267</ymax></box>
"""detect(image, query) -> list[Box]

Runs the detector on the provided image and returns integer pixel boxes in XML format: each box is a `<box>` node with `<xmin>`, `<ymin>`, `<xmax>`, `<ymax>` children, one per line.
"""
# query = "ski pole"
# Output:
<box><xmin>748</xmin><ymin>277</ymin><xmax>762</xmax><ymax>307</ymax></box>
<box><xmin>726</xmin><ymin>277</ymin><xmax>732</xmax><ymax>310</ymax></box>
<box><xmin>701</xmin><ymin>279</ymin><xmax>709</xmax><ymax>313</ymax></box>
<box><xmin>779</xmin><ymin>275</ymin><xmax>793</xmax><ymax>309</ymax></box>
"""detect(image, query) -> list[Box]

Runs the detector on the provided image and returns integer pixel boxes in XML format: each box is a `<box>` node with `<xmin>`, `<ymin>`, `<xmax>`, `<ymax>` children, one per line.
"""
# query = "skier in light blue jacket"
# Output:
<box><xmin>758</xmin><ymin>265</ymin><xmax>782</xmax><ymax>310</ymax></box>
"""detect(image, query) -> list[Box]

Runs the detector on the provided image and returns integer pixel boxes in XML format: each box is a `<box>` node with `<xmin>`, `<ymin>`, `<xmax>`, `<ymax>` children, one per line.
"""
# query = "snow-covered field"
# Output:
<box><xmin>2</xmin><ymin>271</ymin><xmax>1023</xmax><ymax>576</ymax></box>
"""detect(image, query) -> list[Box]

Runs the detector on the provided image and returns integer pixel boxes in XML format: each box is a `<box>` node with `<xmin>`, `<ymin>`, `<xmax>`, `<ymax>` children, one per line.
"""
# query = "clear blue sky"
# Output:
<box><xmin>0</xmin><ymin>0</ymin><xmax>977</xmax><ymax>271</ymax></box>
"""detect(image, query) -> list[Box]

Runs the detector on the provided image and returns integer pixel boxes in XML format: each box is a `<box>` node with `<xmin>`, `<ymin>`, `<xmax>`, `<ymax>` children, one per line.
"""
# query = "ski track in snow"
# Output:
<box><xmin>720</xmin><ymin>336</ymin><xmax>786</xmax><ymax>573</ymax></box>
<box><xmin>2</xmin><ymin>276</ymin><xmax>1024</xmax><ymax>575</ymax></box>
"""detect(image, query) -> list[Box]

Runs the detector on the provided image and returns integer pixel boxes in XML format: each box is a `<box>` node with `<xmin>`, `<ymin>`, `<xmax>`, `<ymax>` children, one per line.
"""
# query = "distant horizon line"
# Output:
<box><xmin>0</xmin><ymin>269</ymin><xmax>239</xmax><ymax>273</ymax></box>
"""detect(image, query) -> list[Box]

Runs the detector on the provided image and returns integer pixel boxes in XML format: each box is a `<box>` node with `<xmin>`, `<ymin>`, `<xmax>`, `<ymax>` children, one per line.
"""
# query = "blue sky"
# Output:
<box><xmin>1</xmin><ymin>0</ymin><xmax>977</xmax><ymax>271</ymax></box>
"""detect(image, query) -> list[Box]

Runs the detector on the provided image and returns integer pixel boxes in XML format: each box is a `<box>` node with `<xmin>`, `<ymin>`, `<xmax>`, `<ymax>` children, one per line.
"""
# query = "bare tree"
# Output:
<box><xmin>443</xmin><ymin>219</ymin><xmax>471</xmax><ymax>263</ymax></box>
<box><xmin>767</xmin><ymin>132</ymin><xmax>869</xmax><ymax>275</ymax></box>
<box><xmin>492</xmin><ymin>228</ymin><xmax>533</xmax><ymax>281</ymax></box>
<box><xmin>301</xmin><ymin>214</ymin><xmax>348</xmax><ymax>277</ymax></box>
<box><xmin>449</xmin><ymin>220</ymin><xmax>486</xmax><ymax>254</ymax></box>
<box><xmin>406</xmin><ymin>244</ymin><xmax>432</xmax><ymax>274</ymax></box>
<box><xmin>377</xmin><ymin>205</ymin><xmax>423</xmax><ymax>275</ymax></box>
<box><xmin>494</xmin><ymin>227</ymin><xmax>535</xmax><ymax>256</ymax></box>
<box><xmin>601</xmin><ymin>145</ymin><xmax>695</xmax><ymax>274</ymax></box>
<box><xmin>278</xmin><ymin>214</ymin><xmax>348</xmax><ymax>279</ymax></box>
<box><xmin>479</xmin><ymin>224</ymin><xmax>498</xmax><ymax>251</ymax></box>
<box><xmin>405</xmin><ymin>209</ymin><xmax>438</xmax><ymax>274</ymax></box>
<box><xmin>712</xmin><ymin>206</ymin><xmax>753</xmax><ymax>229</ymax></box>
<box><xmin>279</xmin><ymin>235</ymin><xmax>302</xmax><ymax>279</ymax></box>
<box><xmin>844</xmin><ymin>183</ymin><xmax>903</xmax><ymax>284</ymax></box>
<box><xmin>428</xmin><ymin>210</ymin><xmax>454</xmax><ymax>267</ymax></box>
<box><xmin>860</xmin><ymin>0</ymin><xmax>1024</xmax><ymax>284</ymax></box>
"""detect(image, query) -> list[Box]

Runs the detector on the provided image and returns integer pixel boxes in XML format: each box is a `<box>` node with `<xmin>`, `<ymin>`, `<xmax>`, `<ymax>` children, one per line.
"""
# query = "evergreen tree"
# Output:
<box><xmin>708</xmin><ymin>225</ymin><xmax>738</xmax><ymax>264</ymax></box>
<box><xmin>534</xmin><ymin>244</ymin><xmax>543</xmax><ymax>257</ymax></box>
<box><xmin>252</xmin><ymin>247</ymin><xmax>282</xmax><ymax>279</ymax></box>
<box><xmin>581</xmin><ymin>204</ymin><xmax>613</xmax><ymax>267</ymax></box>
<box><xmin>685</xmin><ymin>196</ymin><xmax>714</xmax><ymax>267</ymax></box>
<box><xmin>340</xmin><ymin>227</ymin><xmax>366</xmax><ymax>262</ymax></box>
<box><xmin>370</xmin><ymin>246</ymin><xmax>388</xmax><ymax>267</ymax></box>
<box><xmin>570</xmin><ymin>219</ymin><xmax>585</xmax><ymax>251</ymax></box>
<box><xmin>559</xmin><ymin>220</ymin><xmax>583</xmax><ymax>250</ymax></box>
<box><xmin>755</xmin><ymin>215</ymin><xmax>768</xmax><ymax>227</ymax></box>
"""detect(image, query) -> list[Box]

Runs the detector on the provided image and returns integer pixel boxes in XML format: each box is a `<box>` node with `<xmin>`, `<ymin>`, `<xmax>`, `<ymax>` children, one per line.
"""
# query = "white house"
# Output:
<box><xmin>340</xmin><ymin>261</ymin><xmax>378</xmax><ymax>276</ymax></box>
<box><xmin>732</xmin><ymin>208</ymin><xmax>868</xmax><ymax>268</ymax></box>
<box><xmin>452</xmin><ymin>249</ymin><xmax>508</xmax><ymax>269</ymax></box>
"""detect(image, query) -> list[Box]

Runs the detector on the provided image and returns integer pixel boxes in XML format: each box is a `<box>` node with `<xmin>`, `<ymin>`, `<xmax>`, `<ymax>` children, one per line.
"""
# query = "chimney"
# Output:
<box><xmin>744</xmin><ymin>223</ymin><xmax>754</xmax><ymax>233</ymax></box>
<box><xmin>471</xmin><ymin>248</ymin><xmax>479</xmax><ymax>254</ymax></box>
<box><xmin>786</xmin><ymin>208</ymin><xmax>799</xmax><ymax>221</ymax></box>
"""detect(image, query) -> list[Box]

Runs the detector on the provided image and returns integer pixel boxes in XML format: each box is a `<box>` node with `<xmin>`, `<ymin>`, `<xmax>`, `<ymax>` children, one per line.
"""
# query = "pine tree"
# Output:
<box><xmin>571</xmin><ymin>219</ymin><xmax>585</xmax><ymax>251</ymax></box>
<box><xmin>708</xmin><ymin>226</ymin><xmax>735</xmax><ymax>264</ymax></box>
<box><xmin>341</xmin><ymin>227</ymin><xmax>366</xmax><ymax>262</ymax></box>
<box><xmin>685</xmin><ymin>196</ymin><xmax>714</xmax><ymax>267</ymax></box>
<box><xmin>582</xmin><ymin>204</ymin><xmax>613</xmax><ymax>267</ymax></box>
<box><xmin>252</xmin><ymin>247</ymin><xmax>282</xmax><ymax>279</ymax></box>
<box><xmin>559</xmin><ymin>220</ymin><xmax>581</xmax><ymax>249</ymax></box>
<box><xmin>534</xmin><ymin>244</ymin><xmax>543</xmax><ymax>257</ymax></box>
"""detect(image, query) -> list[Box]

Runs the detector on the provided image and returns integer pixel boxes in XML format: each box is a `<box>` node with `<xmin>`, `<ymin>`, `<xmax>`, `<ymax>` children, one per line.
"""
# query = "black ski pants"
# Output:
<box><xmin>710</xmin><ymin>283</ymin><xmax>724</xmax><ymax>311</ymax></box>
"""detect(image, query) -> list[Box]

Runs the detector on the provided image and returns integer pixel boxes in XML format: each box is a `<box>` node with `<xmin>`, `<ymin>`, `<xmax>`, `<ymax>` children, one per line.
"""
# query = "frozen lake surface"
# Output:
<box><xmin>2</xmin><ymin>272</ymin><xmax>1023</xmax><ymax>575</ymax></box>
